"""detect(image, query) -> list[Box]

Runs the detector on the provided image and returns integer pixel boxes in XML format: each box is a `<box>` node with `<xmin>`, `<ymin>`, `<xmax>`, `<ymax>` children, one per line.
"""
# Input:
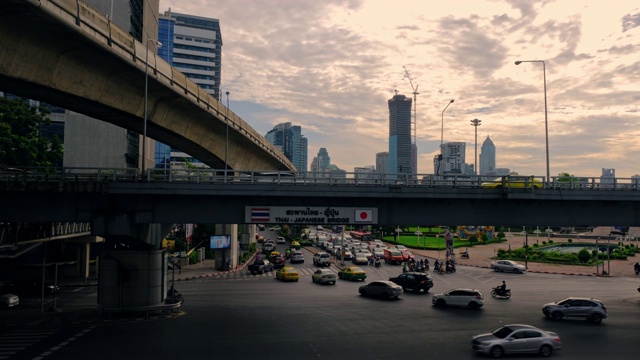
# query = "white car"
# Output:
<box><xmin>268</xmin><ymin>226</ymin><xmax>281</xmax><ymax>231</ymax></box>
<box><xmin>372</xmin><ymin>248</ymin><xmax>385</xmax><ymax>259</ymax></box>
<box><xmin>395</xmin><ymin>245</ymin><xmax>408</xmax><ymax>251</ymax></box>
<box><xmin>291</xmin><ymin>250</ymin><xmax>305</xmax><ymax>263</ymax></box>
<box><xmin>491</xmin><ymin>260</ymin><xmax>526</xmax><ymax>273</ymax></box>
<box><xmin>0</xmin><ymin>293</ymin><xmax>19</xmax><ymax>308</ymax></box>
<box><xmin>432</xmin><ymin>288</ymin><xmax>484</xmax><ymax>309</ymax></box>
<box><xmin>312</xmin><ymin>268</ymin><xmax>337</xmax><ymax>285</ymax></box>
<box><xmin>276</xmin><ymin>236</ymin><xmax>286</xmax><ymax>244</ymax></box>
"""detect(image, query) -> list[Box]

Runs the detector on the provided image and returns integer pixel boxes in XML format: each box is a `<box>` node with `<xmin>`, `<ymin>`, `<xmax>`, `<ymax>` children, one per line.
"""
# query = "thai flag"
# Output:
<box><xmin>251</xmin><ymin>208</ymin><xmax>270</xmax><ymax>222</ymax></box>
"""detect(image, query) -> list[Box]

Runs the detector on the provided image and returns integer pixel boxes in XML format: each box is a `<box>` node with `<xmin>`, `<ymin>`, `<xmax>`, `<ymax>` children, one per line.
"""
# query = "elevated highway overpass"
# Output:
<box><xmin>2</xmin><ymin>168</ymin><xmax>640</xmax><ymax>228</ymax></box>
<box><xmin>0</xmin><ymin>0</ymin><xmax>295</xmax><ymax>172</ymax></box>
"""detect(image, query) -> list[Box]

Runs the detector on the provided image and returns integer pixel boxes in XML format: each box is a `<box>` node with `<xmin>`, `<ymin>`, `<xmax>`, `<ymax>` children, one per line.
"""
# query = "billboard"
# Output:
<box><xmin>210</xmin><ymin>235</ymin><xmax>231</xmax><ymax>249</ymax></box>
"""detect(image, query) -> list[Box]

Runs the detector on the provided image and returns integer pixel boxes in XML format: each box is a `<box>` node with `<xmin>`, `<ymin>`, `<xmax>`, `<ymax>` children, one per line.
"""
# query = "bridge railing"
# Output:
<box><xmin>2</xmin><ymin>167</ymin><xmax>639</xmax><ymax>191</ymax></box>
<box><xmin>38</xmin><ymin>0</ymin><xmax>294</xmax><ymax>171</ymax></box>
<box><xmin>0</xmin><ymin>221</ymin><xmax>91</xmax><ymax>247</ymax></box>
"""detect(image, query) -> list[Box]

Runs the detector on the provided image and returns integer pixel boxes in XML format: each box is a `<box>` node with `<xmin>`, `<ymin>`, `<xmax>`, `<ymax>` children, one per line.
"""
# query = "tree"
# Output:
<box><xmin>577</xmin><ymin>248</ymin><xmax>591</xmax><ymax>263</ymax></box>
<box><xmin>0</xmin><ymin>97</ymin><xmax>63</xmax><ymax>167</ymax></box>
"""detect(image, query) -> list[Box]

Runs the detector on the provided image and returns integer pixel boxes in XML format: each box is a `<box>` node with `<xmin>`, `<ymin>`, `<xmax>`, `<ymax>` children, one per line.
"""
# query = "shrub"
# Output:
<box><xmin>548</xmin><ymin>239</ymin><xmax>554</xmax><ymax>244</ymax></box>
<box><xmin>542</xmin><ymin>241</ymin><xmax>547</xmax><ymax>245</ymax></box>
<box><xmin>567</xmin><ymin>238</ymin><xmax>573</xmax><ymax>243</ymax></box>
<box><xmin>481</xmin><ymin>234</ymin><xmax>489</xmax><ymax>243</ymax></box>
<box><xmin>577</xmin><ymin>248</ymin><xmax>591</xmax><ymax>263</ymax></box>
<box><xmin>497</xmin><ymin>232</ymin><xmax>505</xmax><ymax>239</ymax></box>
<box><xmin>469</xmin><ymin>235</ymin><xmax>478</xmax><ymax>245</ymax></box>
<box><xmin>532</xmin><ymin>243</ymin><xmax>539</xmax><ymax>247</ymax></box>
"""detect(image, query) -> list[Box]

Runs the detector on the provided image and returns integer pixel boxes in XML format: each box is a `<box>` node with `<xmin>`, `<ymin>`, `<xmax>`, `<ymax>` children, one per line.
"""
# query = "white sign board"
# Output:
<box><xmin>245</xmin><ymin>206</ymin><xmax>377</xmax><ymax>225</ymax></box>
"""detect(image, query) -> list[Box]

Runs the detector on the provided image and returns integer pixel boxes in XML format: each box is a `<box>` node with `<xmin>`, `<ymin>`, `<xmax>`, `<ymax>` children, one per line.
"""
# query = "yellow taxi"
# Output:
<box><xmin>481</xmin><ymin>176</ymin><xmax>543</xmax><ymax>189</ymax></box>
<box><xmin>338</xmin><ymin>266</ymin><xmax>367</xmax><ymax>281</ymax></box>
<box><xmin>275</xmin><ymin>266</ymin><xmax>300</xmax><ymax>282</ymax></box>
<box><xmin>290</xmin><ymin>241</ymin><xmax>301</xmax><ymax>250</ymax></box>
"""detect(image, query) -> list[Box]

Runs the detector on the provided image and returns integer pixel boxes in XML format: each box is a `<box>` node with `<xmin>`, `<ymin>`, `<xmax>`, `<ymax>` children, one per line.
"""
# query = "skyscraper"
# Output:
<box><xmin>479</xmin><ymin>136</ymin><xmax>496</xmax><ymax>175</ymax></box>
<box><xmin>434</xmin><ymin>142</ymin><xmax>466</xmax><ymax>175</ymax></box>
<box><xmin>388</xmin><ymin>94</ymin><xmax>412</xmax><ymax>176</ymax></box>
<box><xmin>376</xmin><ymin>152</ymin><xmax>389</xmax><ymax>174</ymax></box>
<box><xmin>159</xmin><ymin>10</ymin><xmax>222</xmax><ymax>99</ymax></box>
<box><xmin>264</xmin><ymin>122</ymin><xmax>308</xmax><ymax>174</ymax></box>
<box><xmin>156</xmin><ymin>10</ymin><xmax>223</xmax><ymax>169</ymax></box>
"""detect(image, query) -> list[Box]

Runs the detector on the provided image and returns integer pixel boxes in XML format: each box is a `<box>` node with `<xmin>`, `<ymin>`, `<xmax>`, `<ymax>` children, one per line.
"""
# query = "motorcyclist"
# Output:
<box><xmin>434</xmin><ymin>259</ymin><xmax>440</xmax><ymax>271</ymax></box>
<box><xmin>634</xmin><ymin>262</ymin><xmax>640</xmax><ymax>275</ymax></box>
<box><xmin>285</xmin><ymin>248</ymin><xmax>291</xmax><ymax>260</ymax></box>
<box><xmin>497</xmin><ymin>280</ymin><xmax>507</xmax><ymax>295</ymax></box>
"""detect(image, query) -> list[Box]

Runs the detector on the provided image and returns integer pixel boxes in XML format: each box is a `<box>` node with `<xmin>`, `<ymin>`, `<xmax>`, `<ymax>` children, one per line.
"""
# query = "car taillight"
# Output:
<box><xmin>475</xmin><ymin>294</ymin><xmax>482</xmax><ymax>299</ymax></box>
<box><xmin>554</xmin><ymin>337</ymin><xmax>561</xmax><ymax>343</ymax></box>
<box><xmin>420</xmin><ymin>280</ymin><xmax>425</xmax><ymax>284</ymax></box>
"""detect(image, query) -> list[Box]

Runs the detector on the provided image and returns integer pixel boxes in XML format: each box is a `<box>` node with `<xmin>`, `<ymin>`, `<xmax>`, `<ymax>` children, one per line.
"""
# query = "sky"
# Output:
<box><xmin>160</xmin><ymin>0</ymin><xmax>640</xmax><ymax>178</ymax></box>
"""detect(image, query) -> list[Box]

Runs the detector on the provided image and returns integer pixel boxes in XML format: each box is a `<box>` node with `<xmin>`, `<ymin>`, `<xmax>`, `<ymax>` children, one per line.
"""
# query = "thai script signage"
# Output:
<box><xmin>245</xmin><ymin>207</ymin><xmax>377</xmax><ymax>224</ymax></box>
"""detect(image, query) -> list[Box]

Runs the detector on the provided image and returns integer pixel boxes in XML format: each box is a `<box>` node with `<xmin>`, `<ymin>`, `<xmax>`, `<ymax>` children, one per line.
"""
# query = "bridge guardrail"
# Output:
<box><xmin>2</xmin><ymin>167</ymin><xmax>639</xmax><ymax>191</ymax></box>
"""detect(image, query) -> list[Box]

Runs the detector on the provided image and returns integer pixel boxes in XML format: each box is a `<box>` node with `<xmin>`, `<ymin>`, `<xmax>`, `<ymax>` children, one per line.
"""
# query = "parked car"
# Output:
<box><xmin>359</xmin><ymin>281</ymin><xmax>403</xmax><ymax>299</ymax></box>
<box><xmin>290</xmin><ymin>250</ymin><xmax>305</xmax><ymax>264</ymax></box>
<box><xmin>0</xmin><ymin>293</ymin><xmax>19</xmax><ymax>308</ymax></box>
<box><xmin>276</xmin><ymin>236</ymin><xmax>286</xmax><ymax>244</ymax></box>
<box><xmin>248</xmin><ymin>259</ymin><xmax>274</xmax><ymax>274</ymax></box>
<box><xmin>389</xmin><ymin>272</ymin><xmax>433</xmax><ymax>293</ymax></box>
<box><xmin>491</xmin><ymin>260</ymin><xmax>527</xmax><ymax>273</ymax></box>
<box><xmin>313</xmin><ymin>252</ymin><xmax>331</xmax><ymax>267</ymax></box>
<box><xmin>275</xmin><ymin>266</ymin><xmax>300</xmax><ymax>282</ymax></box>
<box><xmin>472</xmin><ymin>324</ymin><xmax>562</xmax><ymax>358</ymax></box>
<box><xmin>338</xmin><ymin>266</ymin><xmax>367</xmax><ymax>281</ymax></box>
<box><xmin>311</xmin><ymin>268</ymin><xmax>337</xmax><ymax>285</ymax></box>
<box><xmin>432</xmin><ymin>288</ymin><xmax>484</xmax><ymax>309</ymax></box>
<box><xmin>542</xmin><ymin>297</ymin><xmax>608</xmax><ymax>324</ymax></box>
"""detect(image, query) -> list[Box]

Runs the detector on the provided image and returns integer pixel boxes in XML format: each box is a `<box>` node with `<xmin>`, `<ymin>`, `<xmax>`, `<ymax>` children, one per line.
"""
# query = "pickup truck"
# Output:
<box><xmin>313</xmin><ymin>252</ymin><xmax>331</xmax><ymax>267</ymax></box>
<box><xmin>248</xmin><ymin>259</ymin><xmax>274</xmax><ymax>274</ymax></box>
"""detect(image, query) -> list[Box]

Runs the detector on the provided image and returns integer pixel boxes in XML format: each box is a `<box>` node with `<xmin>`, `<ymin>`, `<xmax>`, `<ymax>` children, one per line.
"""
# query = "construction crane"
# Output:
<box><xmin>403</xmin><ymin>66</ymin><xmax>419</xmax><ymax>174</ymax></box>
<box><xmin>403</xmin><ymin>66</ymin><xmax>419</xmax><ymax>148</ymax></box>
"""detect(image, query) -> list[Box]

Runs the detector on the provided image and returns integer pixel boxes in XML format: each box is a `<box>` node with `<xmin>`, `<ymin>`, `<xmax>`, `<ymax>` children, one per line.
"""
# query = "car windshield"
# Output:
<box><xmin>492</xmin><ymin>326</ymin><xmax>514</xmax><ymax>339</ymax></box>
<box><xmin>350</xmin><ymin>267</ymin><xmax>363</xmax><ymax>272</ymax></box>
<box><xmin>556</xmin><ymin>298</ymin><xmax>572</xmax><ymax>305</ymax></box>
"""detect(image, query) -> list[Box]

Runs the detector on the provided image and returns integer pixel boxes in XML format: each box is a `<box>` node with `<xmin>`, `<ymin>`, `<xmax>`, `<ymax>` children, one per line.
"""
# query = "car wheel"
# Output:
<box><xmin>359</xmin><ymin>289</ymin><xmax>367</xmax><ymax>296</ymax></box>
<box><xmin>260</xmin><ymin>269</ymin><xmax>265</xmax><ymax>274</ymax></box>
<box><xmin>493</xmin><ymin>267</ymin><xmax>499</xmax><ymax>272</ymax></box>
<box><xmin>551</xmin><ymin>312</ymin><xmax>563</xmax><ymax>321</ymax></box>
<box><xmin>468</xmin><ymin>302</ymin><xmax>480</xmax><ymax>310</ymax></box>
<box><xmin>490</xmin><ymin>346</ymin><xmax>504</xmax><ymax>358</ymax></box>
<box><xmin>539</xmin><ymin>345</ymin><xmax>553</xmax><ymax>357</ymax></box>
<box><xmin>383</xmin><ymin>292</ymin><xmax>390</xmax><ymax>300</ymax></box>
<box><xmin>513</xmin><ymin>268</ymin><xmax>521</xmax><ymax>274</ymax></box>
<box><xmin>591</xmin><ymin>313</ymin><xmax>603</xmax><ymax>324</ymax></box>
<box><xmin>435</xmin><ymin>299</ymin><xmax>446</xmax><ymax>307</ymax></box>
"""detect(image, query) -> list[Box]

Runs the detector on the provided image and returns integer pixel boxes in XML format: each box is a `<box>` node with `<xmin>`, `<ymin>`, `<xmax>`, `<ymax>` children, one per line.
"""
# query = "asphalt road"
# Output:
<box><xmin>3</xmin><ymin>245</ymin><xmax>640</xmax><ymax>360</ymax></box>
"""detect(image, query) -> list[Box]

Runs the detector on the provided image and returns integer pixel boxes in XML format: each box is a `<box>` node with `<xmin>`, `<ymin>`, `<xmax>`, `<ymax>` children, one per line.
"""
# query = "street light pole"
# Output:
<box><xmin>142</xmin><ymin>38</ymin><xmax>162</xmax><ymax>178</ymax></box>
<box><xmin>470</xmin><ymin>119</ymin><xmax>481</xmax><ymax>175</ymax></box>
<box><xmin>441</xmin><ymin>100</ymin><xmax>454</xmax><ymax>148</ymax></box>
<box><xmin>515</xmin><ymin>60</ymin><xmax>550</xmax><ymax>183</ymax></box>
<box><xmin>224</xmin><ymin>91</ymin><xmax>230</xmax><ymax>182</ymax></box>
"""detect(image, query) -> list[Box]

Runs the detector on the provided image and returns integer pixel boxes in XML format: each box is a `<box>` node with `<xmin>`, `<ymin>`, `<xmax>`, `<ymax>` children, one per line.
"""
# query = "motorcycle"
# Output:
<box><xmin>374</xmin><ymin>259</ymin><xmax>381</xmax><ymax>268</ymax></box>
<box><xmin>166</xmin><ymin>287</ymin><xmax>184</xmax><ymax>304</ymax></box>
<box><xmin>634</xmin><ymin>262</ymin><xmax>639</xmax><ymax>275</ymax></box>
<box><xmin>491</xmin><ymin>287</ymin><xmax>511</xmax><ymax>299</ymax></box>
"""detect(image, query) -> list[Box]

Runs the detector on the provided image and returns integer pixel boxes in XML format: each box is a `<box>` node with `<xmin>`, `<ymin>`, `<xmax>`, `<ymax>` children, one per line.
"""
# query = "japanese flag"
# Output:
<box><xmin>355</xmin><ymin>209</ymin><xmax>372</xmax><ymax>222</ymax></box>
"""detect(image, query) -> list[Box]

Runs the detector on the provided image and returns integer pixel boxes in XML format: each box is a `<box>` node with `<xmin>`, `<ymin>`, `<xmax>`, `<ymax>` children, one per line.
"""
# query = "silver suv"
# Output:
<box><xmin>542</xmin><ymin>297</ymin><xmax>607</xmax><ymax>324</ymax></box>
<box><xmin>432</xmin><ymin>288</ymin><xmax>484</xmax><ymax>309</ymax></box>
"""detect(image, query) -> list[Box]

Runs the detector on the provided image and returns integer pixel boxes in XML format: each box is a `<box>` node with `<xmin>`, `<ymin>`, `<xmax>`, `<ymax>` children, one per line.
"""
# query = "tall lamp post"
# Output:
<box><xmin>441</xmin><ymin>100</ymin><xmax>454</xmax><ymax>148</ymax></box>
<box><xmin>515</xmin><ymin>60</ymin><xmax>549</xmax><ymax>183</ymax></box>
<box><xmin>142</xmin><ymin>38</ymin><xmax>162</xmax><ymax>178</ymax></box>
<box><xmin>470</xmin><ymin>119</ymin><xmax>481</xmax><ymax>175</ymax></box>
<box><xmin>224</xmin><ymin>91</ymin><xmax>230</xmax><ymax>182</ymax></box>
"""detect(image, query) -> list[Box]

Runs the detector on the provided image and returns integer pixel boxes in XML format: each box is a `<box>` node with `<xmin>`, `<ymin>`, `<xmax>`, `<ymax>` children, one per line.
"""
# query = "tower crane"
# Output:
<box><xmin>403</xmin><ymin>66</ymin><xmax>419</xmax><ymax>172</ymax></box>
